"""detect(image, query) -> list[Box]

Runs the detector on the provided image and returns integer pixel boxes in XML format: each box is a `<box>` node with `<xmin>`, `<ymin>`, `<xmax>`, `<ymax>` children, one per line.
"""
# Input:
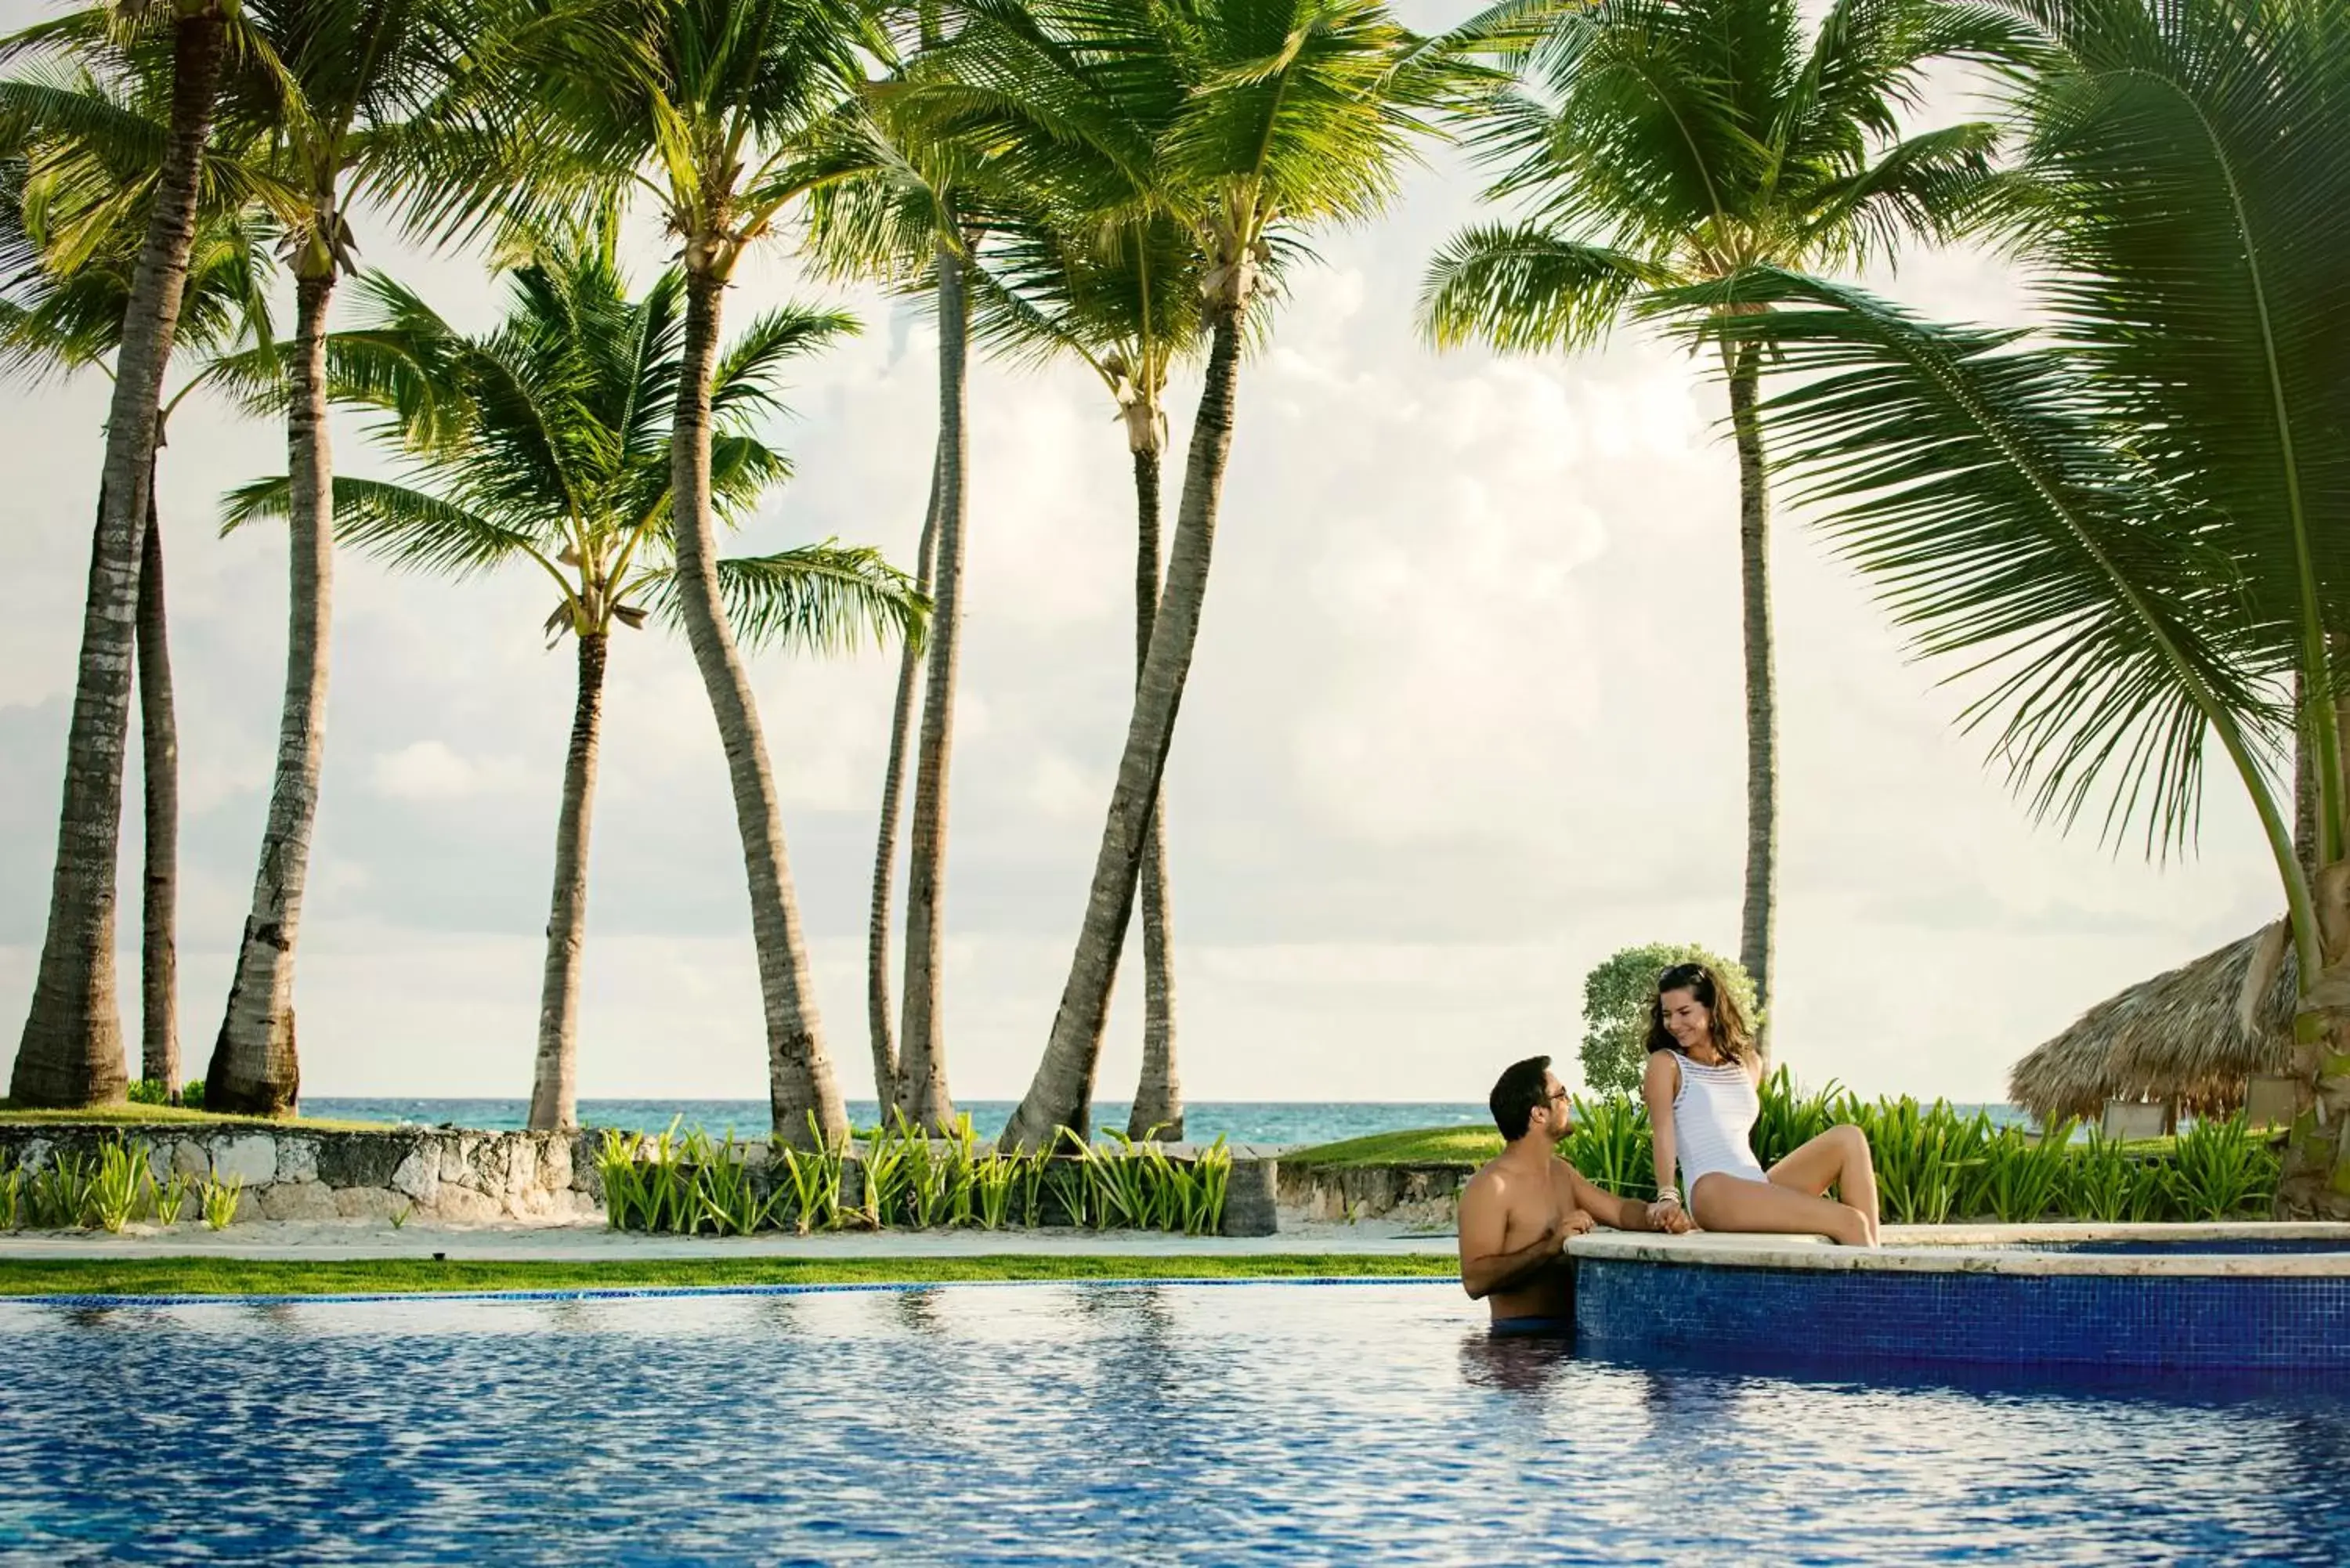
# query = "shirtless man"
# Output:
<box><xmin>1459</xmin><ymin>1055</ymin><xmax>1690</xmax><ymax>1334</ymax></box>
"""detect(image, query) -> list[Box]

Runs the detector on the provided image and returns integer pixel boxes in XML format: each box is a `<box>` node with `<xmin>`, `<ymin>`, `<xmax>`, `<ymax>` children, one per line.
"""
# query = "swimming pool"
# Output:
<box><xmin>4</xmin><ymin>1281</ymin><xmax>2347</xmax><ymax>1563</ymax></box>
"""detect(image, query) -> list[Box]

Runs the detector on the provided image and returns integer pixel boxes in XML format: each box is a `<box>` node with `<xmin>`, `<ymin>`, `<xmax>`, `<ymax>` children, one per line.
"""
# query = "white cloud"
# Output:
<box><xmin>371</xmin><ymin>740</ymin><xmax>530</xmax><ymax>802</ymax></box>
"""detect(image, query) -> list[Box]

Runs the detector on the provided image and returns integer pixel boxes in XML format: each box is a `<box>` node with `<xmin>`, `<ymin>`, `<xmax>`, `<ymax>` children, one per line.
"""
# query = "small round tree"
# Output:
<box><xmin>1579</xmin><ymin>944</ymin><xmax>1759</xmax><ymax>1096</ymax></box>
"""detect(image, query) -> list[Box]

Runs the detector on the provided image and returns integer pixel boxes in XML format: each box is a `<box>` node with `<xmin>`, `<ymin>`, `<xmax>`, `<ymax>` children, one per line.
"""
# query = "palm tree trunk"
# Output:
<box><xmin>529</xmin><ymin>632</ymin><xmax>608</xmax><ymax>1131</ymax></box>
<box><xmin>137</xmin><ymin>474</ymin><xmax>179</xmax><ymax>1096</ymax></box>
<box><xmin>9</xmin><ymin>10</ymin><xmax>222</xmax><ymax>1108</ymax></box>
<box><xmin>208</xmin><ymin>269</ymin><xmax>337</xmax><ymax>1115</ymax></box>
<box><xmin>2296</xmin><ymin>670</ymin><xmax>2320</xmax><ymax>882</ymax></box>
<box><xmin>1001</xmin><ymin>301</ymin><xmax>1246</xmax><ymax>1150</ymax></box>
<box><xmin>674</xmin><ymin>262</ymin><xmax>848</xmax><ymax>1148</ymax></box>
<box><xmin>895</xmin><ymin>239</ymin><xmax>968</xmax><ymax>1133</ymax></box>
<box><xmin>2280</xmin><ymin>643</ymin><xmax>2350</xmax><ymax>1218</ymax></box>
<box><xmin>1728</xmin><ymin>341</ymin><xmax>1778</xmax><ymax>1073</ymax></box>
<box><xmin>1126</xmin><ymin>441</ymin><xmax>1180</xmax><ymax>1142</ymax></box>
<box><xmin>867</xmin><ymin>455</ymin><xmax>940</xmax><ymax>1113</ymax></box>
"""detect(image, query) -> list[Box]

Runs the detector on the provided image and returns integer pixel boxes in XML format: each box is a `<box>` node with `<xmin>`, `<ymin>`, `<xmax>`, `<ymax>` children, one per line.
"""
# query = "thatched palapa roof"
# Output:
<box><xmin>2007</xmin><ymin>930</ymin><xmax>2300</xmax><ymax>1124</ymax></box>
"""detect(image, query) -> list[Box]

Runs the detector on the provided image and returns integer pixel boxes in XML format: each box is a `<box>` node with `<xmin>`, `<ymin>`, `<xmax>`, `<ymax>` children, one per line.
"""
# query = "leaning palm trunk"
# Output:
<box><xmin>895</xmin><ymin>240</ymin><xmax>968</xmax><ymax>1131</ymax></box>
<box><xmin>137</xmin><ymin>476</ymin><xmax>179</xmax><ymax>1095</ymax></box>
<box><xmin>208</xmin><ymin>271</ymin><xmax>338</xmax><ymax>1115</ymax></box>
<box><xmin>528</xmin><ymin>632</ymin><xmax>609</xmax><ymax>1131</ymax></box>
<box><xmin>10</xmin><ymin>11</ymin><xmax>223</xmax><ymax>1107</ymax></box>
<box><xmin>1126</xmin><ymin>440</ymin><xmax>1181</xmax><ymax>1141</ymax></box>
<box><xmin>1002</xmin><ymin>301</ymin><xmax>1246</xmax><ymax>1150</ymax></box>
<box><xmin>867</xmin><ymin>456</ymin><xmax>941</xmax><ymax>1110</ymax></box>
<box><xmin>1727</xmin><ymin>341</ymin><xmax>1777</xmax><ymax>1071</ymax></box>
<box><xmin>674</xmin><ymin>264</ymin><xmax>848</xmax><ymax>1147</ymax></box>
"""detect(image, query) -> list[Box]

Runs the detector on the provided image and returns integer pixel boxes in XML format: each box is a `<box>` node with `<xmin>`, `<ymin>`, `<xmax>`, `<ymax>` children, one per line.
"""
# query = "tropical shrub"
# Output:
<box><xmin>1562</xmin><ymin>1096</ymin><xmax>1654</xmax><ymax>1198</ymax></box>
<box><xmin>2168</xmin><ymin>1115</ymin><xmax>2280</xmax><ymax>1220</ymax></box>
<box><xmin>1579</xmin><ymin>944</ymin><xmax>1757</xmax><ymax>1095</ymax></box>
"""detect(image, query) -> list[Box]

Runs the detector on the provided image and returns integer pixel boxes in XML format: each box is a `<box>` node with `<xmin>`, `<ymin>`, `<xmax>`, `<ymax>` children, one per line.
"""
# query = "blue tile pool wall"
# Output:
<box><xmin>1574</xmin><ymin>1259</ymin><xmax>2350</xmax><ymax>1371</ymax></box>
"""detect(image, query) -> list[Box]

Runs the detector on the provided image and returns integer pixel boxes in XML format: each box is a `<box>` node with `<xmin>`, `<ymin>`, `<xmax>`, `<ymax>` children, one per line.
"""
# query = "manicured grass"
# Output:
<box><xmin>0</xmin><ymin>1252</ymin><xmax>1457</xmax><ymax>1299</ymax></box>
<box><xmin>1282</xmin><ymin>1127</ymin><xmax>1502</xmax><ymax>1169</ymax></box>
<box><xmin>0</xmin><ymin>1104</ymin><xmax>395</xmax><ymax>1133</ymax></box>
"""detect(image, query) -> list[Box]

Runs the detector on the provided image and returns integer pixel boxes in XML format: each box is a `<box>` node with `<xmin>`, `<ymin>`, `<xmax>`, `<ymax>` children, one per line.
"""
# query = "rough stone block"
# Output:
<box><xmin>390</xmin><ymin>1149</ymin><xmax>439</xmax><ymax>1203</ymax></box>
<box><xmin>1220</xmin><ymin>1158</ymin><xmax>1279</xmax><ymax>1237</ymax></box>
<box><xmin>333</xmin><ymin>1187</ymin><xmax>407</xmax><ymax>1222</ymax></box>
<box><xmin>537</xmin><ymin>1134</ymin><xmax>573</xmax><ymax>1192</ymax></box>
<box><xmin>438</xmin><ymin>1136</ymin><xmax>477</xmax><ymax>1184</ymax></box>
<box><xmin>504</xmin><ymin>1138</ymin><xmax>537</xmax><ymax>1196</ymax></box>
<box><xmin>275</xmin><ymin>1137</ymin><xmax>320</xmax><ymax>1185</ymax></box>
<box><xmin>256</xmin><ymin>1181</ymin><xmax>342</xmax><ymax>1223</ymax></box>
<box><xmin>316</xmin><ymin>1134</ymin><xmax>407</xmax><ymax>1190</ymax></box>
<box><xmin>208</xmin><ymin>1134</ymin><xmax>278</xmax><ymax>1186</ymax></box>
<box><xmin>428</xmin><ymin>1185</ymin><xmax>502</xmax><ymax>1223</ymax></box>
<box><xmin>169</xmin><ymin>1140</ymin><xmax>210</xmax><ymax>1179</ymax></box>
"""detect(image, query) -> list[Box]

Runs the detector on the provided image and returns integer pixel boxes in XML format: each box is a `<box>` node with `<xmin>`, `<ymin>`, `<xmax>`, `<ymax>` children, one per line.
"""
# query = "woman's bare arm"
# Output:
<box><xmin>1642</xmin><ymin>1051</ymin><xmax>1683</xmax><ymax>1215</ymax></box>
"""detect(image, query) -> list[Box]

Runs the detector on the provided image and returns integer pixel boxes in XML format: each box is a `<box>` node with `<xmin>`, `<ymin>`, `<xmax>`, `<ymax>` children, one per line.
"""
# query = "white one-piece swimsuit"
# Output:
<box><xmin>1670</xmin><ymin>1051</ymin><xmax>1767</xmax><ymax>1195</ymax></box>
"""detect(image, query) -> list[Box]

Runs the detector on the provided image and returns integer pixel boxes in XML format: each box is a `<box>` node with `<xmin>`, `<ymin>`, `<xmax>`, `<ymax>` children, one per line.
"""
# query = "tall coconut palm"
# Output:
<box><xmin>389</xmin><ymin>0</ymin><xmax>895</xmax><ymax>1143</ymax></box>
<box><xmin>956</xmin><ymin>0</ymin><xmax>1477</xmax><ymax>1147</ymax></box>
<box><xmin>959</xmin><ymin>196</ymin><xmax>1216</xmax><ymax>1138</ymax></box>
<box><xmin>1674</xmin><ymin>0</ymin><xmax>2350</xmax><ymax>1209</ymax></box>
<box><xmin>4</xmin><ymin>0</ymin><xmax>233</xmax><ymax>1108</ymax></box>
<box><xmin>191</xmin><ymin>0</ymin><xmax>501</xmax><ymax>1115</ymax></box>
<box><xmin>219</xmin><ymin>237</ymin><xmax>926</xmax><ymax>1129</ymax></box>
<box><xmin>800</xmin><ymin>92</ymin><xmax>982</xmax><ymax>1132</ymax></box>
<box><xmin>0</xmin><ymin>52</ymin><xmax>280</xmax><ymax>1100</ymax></box>
<box><xmin>1421</xmin><ymin>0</ymin><xmax>2020</xmax><ymax>1065</ymax></box>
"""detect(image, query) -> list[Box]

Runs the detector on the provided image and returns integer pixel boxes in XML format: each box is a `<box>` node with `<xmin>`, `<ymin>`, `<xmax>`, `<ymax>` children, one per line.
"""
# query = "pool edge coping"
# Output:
<box><xmin>1570</xmin><ymin>1221</ymin><xmax>2350</xmax><ymax>1277</ymax></box>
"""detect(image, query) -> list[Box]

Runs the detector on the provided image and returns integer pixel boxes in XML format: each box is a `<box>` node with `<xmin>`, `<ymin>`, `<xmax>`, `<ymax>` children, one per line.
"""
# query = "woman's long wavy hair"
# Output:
<box><xmin>1645</xmin><ymin>962</ymin><xmax>1755</xmax><ymax>1065</ymax></box>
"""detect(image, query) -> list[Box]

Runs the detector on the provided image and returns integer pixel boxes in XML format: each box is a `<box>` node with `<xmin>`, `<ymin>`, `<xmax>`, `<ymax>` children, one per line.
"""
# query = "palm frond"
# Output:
<box><xmin>1420</xmin><ymin>221</ymin><xmax>1667</xmax><ymax>352</ymax></box>
<box><xmin>647</xmin><ymin>540</ymin><xmax>930</xmax><ymax>656</ymax></box>
<box><xmin>222</xmin><ymin>472</ymin><xmax>544</xmax><ymax>580</ymax></box>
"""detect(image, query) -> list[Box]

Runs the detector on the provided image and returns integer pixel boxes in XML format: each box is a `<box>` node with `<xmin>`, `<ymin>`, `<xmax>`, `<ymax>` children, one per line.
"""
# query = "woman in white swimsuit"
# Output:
<box><xmin>1640</xmin><ymin>962</ymin><xmax>1880</xmax><ymax>1245</ymax></box>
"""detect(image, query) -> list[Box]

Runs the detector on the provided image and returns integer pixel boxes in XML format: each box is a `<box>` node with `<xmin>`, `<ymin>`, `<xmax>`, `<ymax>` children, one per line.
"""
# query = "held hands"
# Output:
<box><xmin>1555</xmin><ymin>1209</ymin><xmax>1596</xmax><ymax>1249</ymax></box>
<box><xmin>1645</xmin><ymin>1195</ymin><xmax>1694</xmax><ymax>1234</ymax></box>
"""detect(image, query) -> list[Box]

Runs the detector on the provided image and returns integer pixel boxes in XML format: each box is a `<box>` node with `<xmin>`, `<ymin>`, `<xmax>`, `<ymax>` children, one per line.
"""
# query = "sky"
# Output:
<box><xmin>0</xmin><ymin>2</ymin><xmax>2284</xmax><ymax>1108</ymax></box>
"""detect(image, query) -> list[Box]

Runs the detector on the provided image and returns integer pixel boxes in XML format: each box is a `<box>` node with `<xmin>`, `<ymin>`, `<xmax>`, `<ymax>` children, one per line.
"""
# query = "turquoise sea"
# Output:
<box><xmin>302</xmin><ymin>1098</ymin><xmax>2026</xmax><ymax>1147</ymax></box>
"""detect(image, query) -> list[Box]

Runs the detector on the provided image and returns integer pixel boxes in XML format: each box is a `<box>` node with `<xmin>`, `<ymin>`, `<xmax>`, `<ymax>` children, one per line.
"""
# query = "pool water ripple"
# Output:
<box><xmin>2</xmin><ymin>1282</ymin><xmax>2345</xmax><ymax>1564</ymax></box>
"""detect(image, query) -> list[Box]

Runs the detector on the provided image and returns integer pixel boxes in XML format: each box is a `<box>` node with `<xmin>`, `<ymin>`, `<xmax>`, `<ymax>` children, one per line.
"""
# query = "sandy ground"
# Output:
<box><xmin>0</xmin><ymin>1215</ymin><xmax>1456</xmax><ymax>1263</ymax></box>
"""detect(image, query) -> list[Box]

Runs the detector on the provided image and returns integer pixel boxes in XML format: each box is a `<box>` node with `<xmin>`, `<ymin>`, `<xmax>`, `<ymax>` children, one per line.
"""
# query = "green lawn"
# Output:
<box><xmin>0</xmin><ymin>1252</ymin><xmax>1456</xmax><ymax>1299</ymax></box>
<box><xmin>1282</xmin><ymin>1127</ymin><xmax>1502</xmax><ymax>1169</ymax></box>
<box><xmin>0</xmin><ymin>1104</ymin><xmax>395</xmax><ymax>1133</ymax></box>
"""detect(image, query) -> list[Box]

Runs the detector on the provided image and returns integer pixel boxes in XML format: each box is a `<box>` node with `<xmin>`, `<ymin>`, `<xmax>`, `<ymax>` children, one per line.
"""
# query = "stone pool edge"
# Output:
<box><xmin>1570</xmin><ymin>1222</ymin><xmax>2350</xmax><ymax>1277</ymax></box>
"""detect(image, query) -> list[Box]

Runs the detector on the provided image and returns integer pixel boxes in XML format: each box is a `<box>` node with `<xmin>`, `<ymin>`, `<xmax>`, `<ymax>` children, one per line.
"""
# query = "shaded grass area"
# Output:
<box><xmin>0</xmin><ymin>1252</ymin><xmax>1457</xmax><ymax>1299</ymax></box>
<box><xmin>1284</xmin><ymin>1128</ymin><xmax>1501</xmax><ymax>1169</ymax></box>
<box><xmin>0</xmin><ymin>1104</ymin><xmax>394</xmax><ymax>1133</ymax></box>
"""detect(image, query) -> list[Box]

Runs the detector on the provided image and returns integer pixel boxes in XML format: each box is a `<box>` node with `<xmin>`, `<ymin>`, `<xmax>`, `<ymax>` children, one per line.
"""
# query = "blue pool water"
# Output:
<box><xmin>3</xmin><ymin>1282</ymin><xmax>2346</xmax><ymax>1563</ymax></box>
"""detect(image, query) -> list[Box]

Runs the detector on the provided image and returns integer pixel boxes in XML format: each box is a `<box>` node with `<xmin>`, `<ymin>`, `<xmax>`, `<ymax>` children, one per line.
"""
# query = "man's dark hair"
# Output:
<box><xmin>1489</xmin><ymin>1055</ymin><xmax>1554</xmax><ymax>1142</ymax></box>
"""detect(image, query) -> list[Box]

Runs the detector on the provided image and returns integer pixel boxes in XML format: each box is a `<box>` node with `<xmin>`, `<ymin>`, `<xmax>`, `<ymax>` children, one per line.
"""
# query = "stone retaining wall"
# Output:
<box><xmin>0</xmin><ymin>1124</ymin><xmax>600</xmax><ymax>1224</ymax></box>
<box><xmin>1277</xmin><ymin>1162</ymin><xmax>1469</xmax><ymax>1230</ymax></box>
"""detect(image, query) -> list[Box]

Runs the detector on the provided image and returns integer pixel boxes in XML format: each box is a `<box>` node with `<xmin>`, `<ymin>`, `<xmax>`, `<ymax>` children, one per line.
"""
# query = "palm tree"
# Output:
<box><xmin>4</xmin><ymin>0</ymin><xmax>233</xmax><ymax>1108</ymax></box>
<box><xmin>1676</xmin><ymin>0</ymin><xmax>2350</xmax><ymax>1209</ymax></box>
<box><xmin>959</xmin><ymin>193</ymin><xmax>1214</xmax><ymax>1138</ymax></box>
<box><xmin>1421</xmin><ymin>0</ymin><xmax>2019</xmax><ymax>1065</ymax></box>
<box><xmin>188</xmin><ymin>0</ymin><xmax>505</xmax><ymax>1115</ymax></box>
<box><xmin>959</xmin><ymin>0</ymin><xmax>1476</xmax><ymax>1147</ymax></box>
<box><xmin>0</xmin><ymin>52</ymin><xmax>280</xmax><ymax>1100</ymax></box>
<box><xmin>391</xmin><ymin>0</ymin><xmax>895</xmax><ymax>1143</ymax></box>
<box><xmin>799</xmin><ymin>87</ymin><xmax>982</xmax><ymax>1133</ymax></box>
<box><xmin>219</xmin><ymin>236</ymin><xmax>926</xmax><ymax>1129</ymax></box>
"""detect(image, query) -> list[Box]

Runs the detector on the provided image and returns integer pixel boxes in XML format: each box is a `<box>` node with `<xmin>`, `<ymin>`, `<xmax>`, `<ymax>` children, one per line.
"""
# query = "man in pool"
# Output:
<box><xmin>1459</xmin><ymin>1055</ymin><xmax>1691</xmax><ymax>1334</ymax></box>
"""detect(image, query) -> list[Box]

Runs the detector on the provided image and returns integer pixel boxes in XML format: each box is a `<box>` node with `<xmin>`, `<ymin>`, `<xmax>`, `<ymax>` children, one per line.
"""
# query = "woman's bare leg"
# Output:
<box><xmin>1768</xmin><ymin>1125</ymin><xmax>1881</xmax><ymax>1242</ymax></box>
<box><xmin>1690</xmin><ymin>1172</ymin><xmax>1874</xmax><ymax>1246</ymax></box>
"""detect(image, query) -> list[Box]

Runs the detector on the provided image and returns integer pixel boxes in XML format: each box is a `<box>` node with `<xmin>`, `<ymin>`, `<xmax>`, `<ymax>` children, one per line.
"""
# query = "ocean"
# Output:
<box><xmin>300</xmin><ymin>1098</ymin><xmax>2026</xmax><ymax>1147</ymax></box>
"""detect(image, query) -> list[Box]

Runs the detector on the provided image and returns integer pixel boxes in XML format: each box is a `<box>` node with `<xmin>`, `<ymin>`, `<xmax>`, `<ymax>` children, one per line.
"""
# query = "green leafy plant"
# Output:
<box><xmin>2059</xmin><ymin>1129</ymin><xmax>2166</xmax><ymax>1223</ymax></box>
<box><xmin>775</xmin><ymin>1115</ymin><xmax>848</xmax><ymax>1235</ymax></box>
<box><xmin>87</xmin><ymin>1140</ymin><xmax>156</xmax><ymax>1234</ymax></box>
<box><xmin>30</xmin><ymin>1151</ymin><xmax>96</xmax><ymax>1230</ymax></box>
<box><xmin>1561</xmin><ymin>1095</ymin><xmax>1653</xmax><ymax>1198</ymax></box>
<box><xmin>1976</xmin><ymin>1123</ymin><xmax>2074</xmax><ymax>1223</ymax></box>
<box><xmin>389</xmin><ymin>1205</ymin><xmax>411</xmax><ymax>1230</ymax></box>
<box><xmin>154</xmin><ymin>1169</ymin><xmax>196</xmax><ymax>1228</ymax></box>
<box><xmin>128</xmin><ymin>1079</ymin><xmax>172</xmax><ymax>1107</ymax></box>
<box><xmin>2168</xmin><ymin>1115</ymin><xmax>2279</xmax><ymax>1220</ymax></box>
<box><xmin>1845</xmin><ymin>1097</ymin><xmax>1992</xmax><ymax>1225</ymax></box>
<box><xmin>859</xmin><ymin>1122</ymin><xmax>912</xmax><ymax>1230</ymax></box>
<box><xmin>1576</xmin><ymin>944</ymin><xmax>1758</xmax><ymax>1096</ymax></box>
<box><xmin>0</xmin><ymin>1160</ymin><xmax>20</xmax><ymax>1230</ymax></box>
<box><xmin>197</xmin><ymin>1168</ymin><xmax>242</xmax><ymax>1231</ymax></box>
<box><xmin>1752</xmin><ymin>1070</ymin><xmax>1842</xmax><ymax>1169</ymax></box>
